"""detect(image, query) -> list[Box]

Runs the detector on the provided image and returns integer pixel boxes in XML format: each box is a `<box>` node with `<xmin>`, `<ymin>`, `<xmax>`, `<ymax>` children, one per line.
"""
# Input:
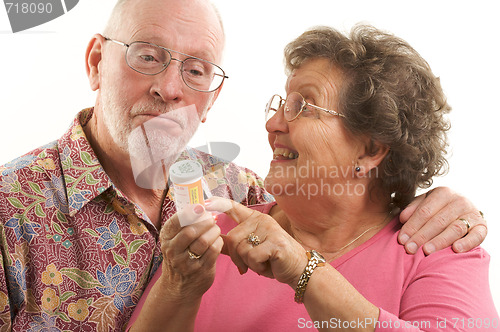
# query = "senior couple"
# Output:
<box><xmin>0</xmin><ymin>0</ymin><xmax>496</xmax><ymax>330</ymax></box>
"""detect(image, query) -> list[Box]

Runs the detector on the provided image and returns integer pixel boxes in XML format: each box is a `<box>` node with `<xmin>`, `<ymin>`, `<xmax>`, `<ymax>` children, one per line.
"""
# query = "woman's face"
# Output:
<box><xmin>265</xmin><ymin>58</ymin><xmax>365</xmax><ymax>200</ymax></box>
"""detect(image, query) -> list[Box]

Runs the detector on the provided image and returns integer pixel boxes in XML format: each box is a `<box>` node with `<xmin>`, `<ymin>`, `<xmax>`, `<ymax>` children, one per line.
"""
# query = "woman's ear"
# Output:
<box><xmin>85</xmin><ymin>34</ymin><xmax>106</xmax><ymax>91</ymax></box>
<box><xmin>357</xmin><ymin>138</ymin><xmax>389</xmax><ymax>176</ymax></box>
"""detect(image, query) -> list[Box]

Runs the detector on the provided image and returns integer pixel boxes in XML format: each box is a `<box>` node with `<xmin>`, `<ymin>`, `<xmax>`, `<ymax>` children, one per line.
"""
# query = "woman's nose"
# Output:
<box><xmin>265</xmin><ymin>106</ymin><xmax>289</xmax><ymax>134</ymax></box>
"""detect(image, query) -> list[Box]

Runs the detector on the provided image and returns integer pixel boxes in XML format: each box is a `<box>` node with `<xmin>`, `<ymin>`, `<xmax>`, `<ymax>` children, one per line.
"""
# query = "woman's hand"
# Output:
<box><xmin>206</xmin><ymin>197</ymin><xmax>307</xmax><ymax>288</ymax></box>
<box><xmin>159</xmin><ymin>204</ymin><xmax>223</xmax><ymax>301</ymax></box>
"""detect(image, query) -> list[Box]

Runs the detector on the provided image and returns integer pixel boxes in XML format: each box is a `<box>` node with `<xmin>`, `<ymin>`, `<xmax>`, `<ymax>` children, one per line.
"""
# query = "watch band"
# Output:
<box><xmin>294</xmin><ymin>250</ymin><xmax>326</xmax><ymax>303</ymax></box>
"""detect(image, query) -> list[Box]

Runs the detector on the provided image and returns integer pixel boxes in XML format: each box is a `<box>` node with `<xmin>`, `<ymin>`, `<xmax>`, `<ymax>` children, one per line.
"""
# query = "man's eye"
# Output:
<box><xmin>184</xmin><ymin>60</ymin><xmax>211</xmax><ymax>77</ymax></box>
<box><xmin>139</xmin><ymin>54</ymin><xmax>158</xmax><ymax>62</ymax></box>
<box><xmin>187</xmin><ymin>68</ymin><xmax>204</xmax><ymax>77</ymax></box>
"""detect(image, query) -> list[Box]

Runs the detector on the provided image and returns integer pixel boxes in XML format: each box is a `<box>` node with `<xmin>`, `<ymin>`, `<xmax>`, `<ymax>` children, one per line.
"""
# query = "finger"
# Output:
<box><xmin>398</xmin><ymin>188</ymin><xmax>453</xmax><ymax>245</ymax></box>
<box><xmin>420</xmin><ymin>210</ymin><xmax>485</xmax><ymax>254</ymax></box>
<box><xmin>160</xmin><ymin>204</ymin><xmax>209</xmax><ymax>240</ymax></box>
<box><xmin>220</xmin><ymin>234</ymin><xmax>230</xmax><ymax>256</ymax></box>
<box><xmin>405</xmin><ymin>207</ymin><xmax>483</xmax><ymax>255</ymax></box>
<box><xmin>178</xmin><ymin>203</ymin><xmax>214</xmax><ymax>227</ymax></box>
<box><xmin>188</xmin><ymin>224</ymin><xmax>221</xmax><ymax>258</ymax></box>
<box><xmin>399</xmin><ymin>192</ymin><xmax>426</xmax><ymax>225</ymax></box>
<box><xmin>161</xmin><ymin>219</ymin><xmax>216</xmax><ymax>261</ymax></box>
<box><xmin>399</xmin><ymin>187</ymin><xmax>472</xmax><ymax>249</ymax></box>
<box><xmin>223</xmin><ymin>230</ymin><xmax>251</xmax><ymax>275</ymax></box>
<box><xmin>198</xmin><ymin>236</ymin><xmax>224</xmax><ymax>267</ymax></box>
<box><xmin>205</xmin><ymin>196</ymin><xmax>257</xmax><ymax>225</ymax></box>
<box><xmin>452</xmin><ymin>224</ymin><xmax>487</xmax><ymax>253</ymax></box>
<box><xmin>244</xmin><ymin>241</ymin><xmax>273</xmax><ymax>278</ymax></box>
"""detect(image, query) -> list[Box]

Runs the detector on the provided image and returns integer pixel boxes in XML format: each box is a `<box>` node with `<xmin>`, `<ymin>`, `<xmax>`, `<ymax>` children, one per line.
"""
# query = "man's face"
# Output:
<box><xmin>96</xmin><ymin>0</ymin><xmax>224</xmax><ymax>164</ymax></box>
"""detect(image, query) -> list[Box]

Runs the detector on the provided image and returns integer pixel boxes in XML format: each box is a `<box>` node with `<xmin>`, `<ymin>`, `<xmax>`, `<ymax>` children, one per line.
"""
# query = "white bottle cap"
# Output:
<box><xmin>169</xmin><ymin>160</ymin><xmax>203</xmax><ymax>185</ymax></box>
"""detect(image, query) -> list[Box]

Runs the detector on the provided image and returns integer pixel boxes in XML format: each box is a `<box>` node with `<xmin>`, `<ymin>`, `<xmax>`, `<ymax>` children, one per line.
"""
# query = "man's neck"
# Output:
<box><xmin>83</xmin><ymin>108</ymin><xmax>167</xmax><ymax>228</ymax></box>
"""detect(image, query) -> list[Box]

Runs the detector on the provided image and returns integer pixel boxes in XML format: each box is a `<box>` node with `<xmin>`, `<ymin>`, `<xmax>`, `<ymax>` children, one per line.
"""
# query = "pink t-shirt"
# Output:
<box><xmin>129</xmin><ymin>203</ymin><xmax>499</xmax><ymax>331</ymax></box>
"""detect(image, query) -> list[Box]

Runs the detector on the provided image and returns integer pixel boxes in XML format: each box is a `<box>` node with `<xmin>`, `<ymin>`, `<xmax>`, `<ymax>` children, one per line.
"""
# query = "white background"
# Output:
<box><xmin>1</xmin><ymin>0</ymin><xmax>499</xmax><ymax>311</ymax></box>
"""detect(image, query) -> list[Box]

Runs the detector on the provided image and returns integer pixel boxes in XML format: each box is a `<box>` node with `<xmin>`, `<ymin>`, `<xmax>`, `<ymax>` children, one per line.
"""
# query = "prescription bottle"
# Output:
<box><xmin>169</xmin><ymin>160</ymin><xmax>205</xmax><ymax>211</ymax></box>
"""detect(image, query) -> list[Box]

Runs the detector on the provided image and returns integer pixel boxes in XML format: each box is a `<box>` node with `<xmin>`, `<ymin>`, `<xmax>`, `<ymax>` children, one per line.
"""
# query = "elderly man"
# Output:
<box><xmin>0</xmin><ymin>0</ymin><xmax>487</xmax><ymax>330</ymax></box>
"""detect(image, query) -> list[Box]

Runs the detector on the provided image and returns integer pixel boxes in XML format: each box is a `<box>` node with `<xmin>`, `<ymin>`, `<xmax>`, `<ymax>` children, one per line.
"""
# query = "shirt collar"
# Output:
<box><xmin>58</xmin><ymin>108</ymin><xmax>113</xmax><ymax>217</ymax></box>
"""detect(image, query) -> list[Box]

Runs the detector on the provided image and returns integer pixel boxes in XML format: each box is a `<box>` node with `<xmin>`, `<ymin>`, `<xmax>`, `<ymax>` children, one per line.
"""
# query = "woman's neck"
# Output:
<box><xmin>272</xmin><ymin>189</ymin><xmax>393</xmax><ymax>262</ymax></box>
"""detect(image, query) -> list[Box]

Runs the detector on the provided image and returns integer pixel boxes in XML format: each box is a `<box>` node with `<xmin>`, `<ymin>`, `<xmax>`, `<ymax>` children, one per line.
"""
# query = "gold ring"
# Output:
<box><xmin>479</xmin><ymin>211</ymin><xmax>484</xmax><ymax>219</ymax></box>
<box><xmin>247</xmin><ymin>233</ymin><xmax>261</xmax><ymax>246</ymax></box>
<box><xmin>187</xmin><ymin>250</ymin><xmax>201</xmax><ymax>260</ymax></box>
<box><xmin>459</xmin><ymin>218</ymin><xmax>471</xmax><ymax>233</ymax></box>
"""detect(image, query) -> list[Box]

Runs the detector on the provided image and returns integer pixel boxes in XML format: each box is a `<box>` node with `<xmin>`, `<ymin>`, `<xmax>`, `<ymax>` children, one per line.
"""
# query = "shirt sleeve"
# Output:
<box><xmin>375</xmin><ymin>247</ymin><xmax>499</xmax><ymax>331</ymax></box>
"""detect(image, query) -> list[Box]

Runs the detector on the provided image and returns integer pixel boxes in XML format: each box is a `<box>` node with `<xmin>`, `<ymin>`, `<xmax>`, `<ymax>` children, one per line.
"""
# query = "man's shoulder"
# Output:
<box><xmin>0</xmin><ymin>140</ymin><xmax>59</xmax><ymax>179</ymax></box>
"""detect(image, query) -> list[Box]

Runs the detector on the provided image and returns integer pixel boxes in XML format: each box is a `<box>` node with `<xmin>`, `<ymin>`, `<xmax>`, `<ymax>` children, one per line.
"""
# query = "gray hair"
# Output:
<box><xmin>285</xmin><ymin>24</ymin><xmax>451</xmax><ymax>208</ymax></box>
<box><xmin>103</xmin><ymin>0</ymin><xmax>225</xmax><ymax>49</ymax></box>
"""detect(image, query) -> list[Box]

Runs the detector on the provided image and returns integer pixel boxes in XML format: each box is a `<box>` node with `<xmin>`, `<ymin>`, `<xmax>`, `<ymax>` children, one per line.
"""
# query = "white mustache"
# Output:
<box><xmin>131</xmin><ymin>105</ymin><xmax>196</xmax><ymax>130</ymax></box>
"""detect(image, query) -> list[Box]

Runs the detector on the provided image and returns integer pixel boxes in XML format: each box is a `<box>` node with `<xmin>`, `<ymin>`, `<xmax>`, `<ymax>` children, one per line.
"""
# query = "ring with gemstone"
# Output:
<box><xmin>247</xmin><ymin>233</ymin><xmax>261</xmax><ymax>247</ymax></box>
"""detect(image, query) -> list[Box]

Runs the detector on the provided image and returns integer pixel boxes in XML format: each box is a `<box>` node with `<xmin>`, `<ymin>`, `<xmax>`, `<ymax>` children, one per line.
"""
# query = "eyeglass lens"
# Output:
<box><xmin>126</xmin><ymin>42</ymin><xmax>225</xmax><ymax>92</ymax></box>
<box><xmin>265</xmin><ymin>95</ymin><xmax>283</xmax><ymax>122</ymax></box>
<box><xmin>265</xmin><ymin>93</ymin><xmax>306</xmax><ymax>122</ymax></box>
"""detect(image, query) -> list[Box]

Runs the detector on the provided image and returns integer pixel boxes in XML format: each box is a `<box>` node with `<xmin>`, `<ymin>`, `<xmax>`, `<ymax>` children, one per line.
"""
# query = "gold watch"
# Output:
<box><xmin>294</xmin><ymin>250</ymin><xmax>326</xmax><ymax>303</ymax></box>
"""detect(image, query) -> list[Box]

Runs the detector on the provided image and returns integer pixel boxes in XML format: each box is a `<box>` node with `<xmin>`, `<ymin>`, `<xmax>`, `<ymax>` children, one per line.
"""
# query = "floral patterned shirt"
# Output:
<box><xmin>0</xmin><ymin>108</ymin><xmax>273</xmax><ymax>331</ymax></box>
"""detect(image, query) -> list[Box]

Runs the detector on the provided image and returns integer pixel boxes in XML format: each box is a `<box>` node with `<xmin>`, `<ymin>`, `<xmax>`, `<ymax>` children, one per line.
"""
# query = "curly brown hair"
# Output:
<box><xmin>284</xmin><ymin>24</ymin><xmax>451</xmax><ymax>208</ymax></box>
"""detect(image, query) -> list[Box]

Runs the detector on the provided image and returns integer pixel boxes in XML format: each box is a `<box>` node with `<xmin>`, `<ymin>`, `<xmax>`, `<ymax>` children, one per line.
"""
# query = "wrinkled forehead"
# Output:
<box><xmin>111</xmin><ymin>0</ymin><xmax>225</xmax><ymax>62</ymax></box>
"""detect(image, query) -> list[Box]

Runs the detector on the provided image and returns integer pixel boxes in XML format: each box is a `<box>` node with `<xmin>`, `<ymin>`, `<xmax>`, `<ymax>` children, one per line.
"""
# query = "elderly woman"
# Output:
<box><xmin>129</xmin><ymin>25</ymin><xmax>498</xmax><ymax>331</ymax></box>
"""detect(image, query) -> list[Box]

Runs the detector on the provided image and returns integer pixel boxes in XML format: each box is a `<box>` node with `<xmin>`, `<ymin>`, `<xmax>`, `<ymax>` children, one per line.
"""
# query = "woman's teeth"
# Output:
<box><xmin>273</xmin><ymin>147</ymin><xmax>298</xmax><ymax>159</ymax></box>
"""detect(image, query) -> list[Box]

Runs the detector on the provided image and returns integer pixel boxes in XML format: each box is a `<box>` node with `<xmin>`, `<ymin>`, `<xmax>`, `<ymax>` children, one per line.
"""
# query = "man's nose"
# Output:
<box><xmin>149</xmin><ymin>60</ymin><xmax>185</xmax><ymax>101</ymax></box>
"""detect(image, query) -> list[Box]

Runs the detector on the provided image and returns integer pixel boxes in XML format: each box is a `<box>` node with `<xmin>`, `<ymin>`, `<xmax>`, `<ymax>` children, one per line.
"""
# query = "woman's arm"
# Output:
<box><xmin>207</xmin><ymin>197</ymin><xmax>498</xmax><ymax>332</ymax></box>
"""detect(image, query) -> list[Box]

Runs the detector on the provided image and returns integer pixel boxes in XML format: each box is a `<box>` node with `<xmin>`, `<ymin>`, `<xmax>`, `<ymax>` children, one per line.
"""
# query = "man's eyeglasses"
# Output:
<box><xmin>104</xmin><ymin>37</ymin><xmax>228</xmax><ymax>93</ymax></box>
<box><xmin>265</xmin><ymin>92</ymin><xmax>345</xmax><ymax>122</ymax></box>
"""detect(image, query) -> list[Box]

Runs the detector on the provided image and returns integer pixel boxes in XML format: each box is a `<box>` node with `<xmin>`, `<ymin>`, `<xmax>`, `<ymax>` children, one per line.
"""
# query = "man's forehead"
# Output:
<box><xmin>117</xmin><ymin>0</ymin><xmax>224</xmax><ymax>61</ymax></box>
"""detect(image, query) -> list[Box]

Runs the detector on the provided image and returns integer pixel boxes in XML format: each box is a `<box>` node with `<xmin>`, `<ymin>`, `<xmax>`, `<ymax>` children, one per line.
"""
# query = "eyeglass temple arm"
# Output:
<box><xmin>103</xmin><ymin>37</ymin><xmax>129</xmax><ymax>47</ymax></box>
<box><xmin>308</xmin><ymin>104</ymin><xmax>345</xmax><ymax>118</ymax></box>
<box><xmin>214</xmin><ymin>73</ymin><xmax>229</xmax><ymax>79</ymax></box>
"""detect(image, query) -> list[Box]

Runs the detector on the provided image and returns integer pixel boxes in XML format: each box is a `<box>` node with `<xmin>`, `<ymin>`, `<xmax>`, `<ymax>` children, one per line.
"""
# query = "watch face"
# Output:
<box><xmin>310</xmin><ymin>250</ymin><xmax>326</xmax><ymax>263</ymax></box>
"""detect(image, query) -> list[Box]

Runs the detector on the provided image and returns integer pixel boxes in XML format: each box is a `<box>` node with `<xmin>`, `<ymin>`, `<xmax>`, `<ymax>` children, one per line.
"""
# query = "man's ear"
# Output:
<box><xmin>85</xmin><ymin>34</ymin><xmax>106</xmax><ymax>91</ymax></box>
<box><xmin>201</xmin><ymin>80</ymin><xmax>224</xmax><ymax>122</ymax></box>
<box><xmin>357</xmin><ymin>138</ymin><xmax>389</xmax><ymax>176</ymax></box>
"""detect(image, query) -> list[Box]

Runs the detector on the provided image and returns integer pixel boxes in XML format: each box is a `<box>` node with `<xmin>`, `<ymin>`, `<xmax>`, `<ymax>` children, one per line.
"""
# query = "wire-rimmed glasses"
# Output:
<box><xmin>104</xmin><ymin>37</ymin><xmax>228</xmax><ymax>92</ymax></box>
<box><xmin>265</xmin><ymin>92</ymin><xmax>345</xmax><ymax>122</ymax></box>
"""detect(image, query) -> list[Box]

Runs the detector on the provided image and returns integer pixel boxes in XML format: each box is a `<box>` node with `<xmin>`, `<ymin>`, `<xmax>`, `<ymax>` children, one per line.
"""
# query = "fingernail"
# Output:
<box><xmin>424</xmin><ymin>243</ymin><xmax>435</xmax><ymax>255</ymax></box>
<box><xmin>406</xmin><ymin>242</ymin><xmax>417</xmax><ymax>254</ymax></box>
<box><xmin>455</xmin><ymin>243</ymin><xmax>464</xmax><ymax>253</ymax></box>
<box><xmin>399</xmin><ymin>233</ymin><xmax>409</xmax><ymax>244</ymax></box>
<box><xmin>193</xmin><ymin>204</ymin><xmax>205</xmax><ymax>214</ymax></box>
<box><xmin>204</xmin><ymin>200</ymin><xmax>212</xmax><ymax>208</ymax></box>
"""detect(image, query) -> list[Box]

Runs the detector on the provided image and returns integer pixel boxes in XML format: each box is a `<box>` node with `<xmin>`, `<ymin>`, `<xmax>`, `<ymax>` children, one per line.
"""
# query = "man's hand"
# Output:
<box><xmin>398</xmin><ymin>187</ymin><xmax>487</xmax><ymax>255</ymax></box>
